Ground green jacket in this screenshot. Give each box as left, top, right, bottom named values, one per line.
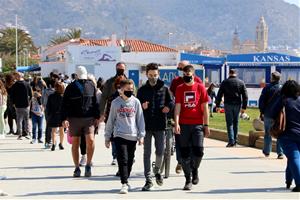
left=99, top=76, right=118, bottom=116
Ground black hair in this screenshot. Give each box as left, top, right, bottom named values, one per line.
left=71, top=73, right=77, bottom=80
left=116, top=61, right=126, bottom=67
left=207, top=83, right=216, bottom=94
left=229, top=69, right=237, bottom=74
left=183, top=65, right=194, bottom=72
left=281, top=80, right=300, bottom=99
left=146, top=63, right=159, bottom=73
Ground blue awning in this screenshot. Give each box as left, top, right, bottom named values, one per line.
left=180, top=53, right=225, bottom=65
left=16, top=65, right=41, bottom=72
left=227, top=52, right=300, bottom=63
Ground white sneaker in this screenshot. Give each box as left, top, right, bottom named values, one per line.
left=111, top=159, right=117, bottom=166
left=0, top=190, right=8, bottom=196
left=119, top=184, right=128, bottom=194
left=79, top=155, right=87, bottom=166
left=30, top=139, right=37, bottom=144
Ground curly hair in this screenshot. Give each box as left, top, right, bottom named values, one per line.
left=0, top=80, right=7, bottom=96
left=281, top=80, right=300, bottom=99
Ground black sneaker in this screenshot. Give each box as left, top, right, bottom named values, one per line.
left=155, top=173, right=163, bottom=186
left=292, top=186, right=300, bottom=192
left=51, top=144, right=56, bottom=151
left=142, top=181, right=153, bottom=191
left=85, top=165, right=92, bottom=177
left=286, top=182, right=292, bottom=189
left=38, top=139, right=43, bottom=144
left=192, top=170, right=199, bottom=185
left=183, top=181, right=192, bottom=190
left=17, top=135, right=22, bottom=140
left=59, top=143, right=64, bottom=150
left=115, top=171, right=120, bottom=177
left=73, top=167, right=81, bottom=177
left=277, top=154, right=284, bottom=159
left=226, top=143, right=235, bottom=147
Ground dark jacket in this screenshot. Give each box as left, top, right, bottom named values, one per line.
left=215, top=76, right=248, bottom=109
left=137, top=79, right=173, bottom=131
left=61, top=79, right=100, bottom=120
left=104, top=91, right=120, bottom=123
left=46, top=92, right=63, bottom=127
left=10, top=80, right=32, bottom=108
left=99, top=74, right=127, bottom=115
left=279, top=97, right=300, bottom=142
left=258, top=81, right=281, bottom=119
left=207, top=90, right=216, bottom=105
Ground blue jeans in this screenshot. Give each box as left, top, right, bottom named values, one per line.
left=224, top=104, right=240, bottom=144
left=32, top=114, right=43, bottom=140
left=263, top=117, right=283, bottom=155
left=280, top=138, right=300, bottom=186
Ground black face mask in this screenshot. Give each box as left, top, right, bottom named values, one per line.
left=183, top=75, right=193, bottom=83
left=124, top=91, right=133, bottom=98
left=116, top=69, right=125, bottom=76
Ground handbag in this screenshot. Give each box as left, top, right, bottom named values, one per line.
left=66, top=129, right=72, bottom=144
left=270, top=107, right=286, bottom=139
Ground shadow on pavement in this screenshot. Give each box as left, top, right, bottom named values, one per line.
left=203, top=156, right=262, bottom=160
left=231, top=170, right=284, bottom=174
left=192, top=187, right=288, bottom=194
left=0, top=164, right=110, bottom=170
left=17, top=187, right=182, bottom=197
left=0, top=149, right=46, bottom=153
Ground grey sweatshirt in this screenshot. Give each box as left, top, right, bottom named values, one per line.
left=104, top=96, right=145, bottom=141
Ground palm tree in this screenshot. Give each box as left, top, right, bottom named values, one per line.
left=49, top=35, right=68, bottom=45
left=66, top=28, right=81, bottom=39
left=49, top=28, right=82, bottom=45
left=0, top=28, right=36, bottom=56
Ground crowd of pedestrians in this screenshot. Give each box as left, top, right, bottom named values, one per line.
left=0, top=61, right=299, bottom=194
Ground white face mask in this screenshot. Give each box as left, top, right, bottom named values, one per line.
left=178, top=70, right=183, bottom=77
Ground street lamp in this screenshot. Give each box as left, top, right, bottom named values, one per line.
left=15, top=15, right=18, bottom=68
left=168, top=32, right=173, bottom=48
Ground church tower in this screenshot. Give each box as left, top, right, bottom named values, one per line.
left=232, top=26, right=240, bottom=54
left=255, top=16, right=268, bottom=52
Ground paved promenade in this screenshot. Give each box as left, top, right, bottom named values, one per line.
left=0, top=124, right=299, bottom=199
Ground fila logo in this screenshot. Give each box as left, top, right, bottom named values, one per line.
left=184, top=91, right=196, bottom=103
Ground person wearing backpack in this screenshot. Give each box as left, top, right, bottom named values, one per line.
left=259, top=71, right=284, bottom=159
left=61, top=66, right=100, bottom=178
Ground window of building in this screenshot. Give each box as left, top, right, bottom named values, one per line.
left=235, top=68, right=265, bottom=85
left=205, top=68, right=220, bottom=84
left=280, top=68, right=300, bottom=83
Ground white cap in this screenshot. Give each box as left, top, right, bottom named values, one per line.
left=76, top=66, right=87, bottom=79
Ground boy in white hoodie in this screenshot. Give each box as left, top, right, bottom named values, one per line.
left=105, top=79, right=145, bottom=194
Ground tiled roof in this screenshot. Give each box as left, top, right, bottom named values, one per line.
left=79, top=38, right=178, bottom=52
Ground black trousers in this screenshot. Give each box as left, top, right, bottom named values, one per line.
left=114, top=137, right=137, bottom=184
left=177, top=124, right=204, bottom=181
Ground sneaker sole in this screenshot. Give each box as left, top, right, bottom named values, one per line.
left=85, top=173, right=91, bottom=177
left=156, top=180, right=163, bottom=186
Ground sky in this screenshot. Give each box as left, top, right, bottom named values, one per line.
left=284, top=0, right=300, bottom=7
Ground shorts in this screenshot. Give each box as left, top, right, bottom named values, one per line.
left=68, top=117, right=95, bottom=137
